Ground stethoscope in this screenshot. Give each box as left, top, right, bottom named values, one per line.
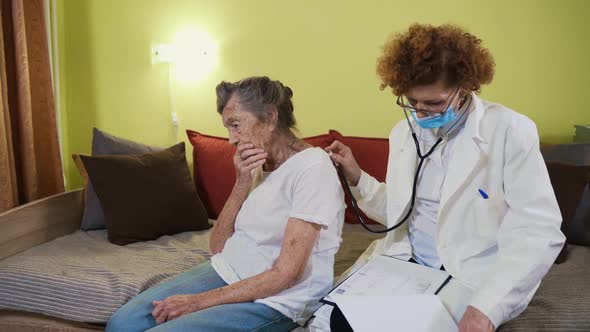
left=334, top=93, right=472, bottom=234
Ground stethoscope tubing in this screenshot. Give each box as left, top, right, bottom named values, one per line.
left=336, top=94, right=473, bottom=233
left=335, top=133, right=443, bottom=234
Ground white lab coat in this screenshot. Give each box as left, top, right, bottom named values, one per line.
left=347, top=94, right=565, bottom=329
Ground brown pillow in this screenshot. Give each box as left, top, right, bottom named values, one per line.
left=545, top=161, right=590, bottom=263
left=80, top=142, right=209, bottom=245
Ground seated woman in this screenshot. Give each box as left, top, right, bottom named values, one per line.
left=106, top=76, right=345, bottom=332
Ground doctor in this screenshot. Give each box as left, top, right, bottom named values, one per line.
left=325, top=23, right=564, bottom=331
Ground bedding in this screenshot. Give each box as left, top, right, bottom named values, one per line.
left=2, top=224, right=588, bottom=331
left=0, top=229, right=211, bottom=323
left=498, top=244, right=590, bottom=331
left=0, top=223, right=381, bottom=328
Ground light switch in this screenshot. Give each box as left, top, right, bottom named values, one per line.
left=151, top=44, right=175, bottom=64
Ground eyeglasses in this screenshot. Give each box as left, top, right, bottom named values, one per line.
left=396, top=88, right=461, bottom=116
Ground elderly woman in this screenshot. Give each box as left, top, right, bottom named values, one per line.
left=106, top=76, right=345, bottom=331
left=321, top=23, right=565, bottom=332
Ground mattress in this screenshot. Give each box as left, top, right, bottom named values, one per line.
left=2, top=224, right=587, bottom=331
left=0, top=229, right=212, bottom=323
left=0, top=223, right=383, bottom=331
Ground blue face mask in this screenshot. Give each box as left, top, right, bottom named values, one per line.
left=410, top=107, right=457, bottom=129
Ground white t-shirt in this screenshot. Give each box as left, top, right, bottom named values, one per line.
left=211, top=147, right=345, bottom=325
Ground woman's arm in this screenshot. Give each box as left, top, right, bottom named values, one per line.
left=154, top=218, right=321, bottom=323
left=202, top=218, right=320, bottom=306
left=209, top=142, right=267, bottom=254
left=208, top=185, right=249, bottom=254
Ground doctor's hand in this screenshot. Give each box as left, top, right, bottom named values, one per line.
left=325, top=140, right=362, bottom=186
left=459, top=306, right=495, bottom=332
left=233, top=142, right=267, bottom=189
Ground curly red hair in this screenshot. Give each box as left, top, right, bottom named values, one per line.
left=377, top=23, right=495, bottom=95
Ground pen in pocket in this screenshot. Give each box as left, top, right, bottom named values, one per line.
left=478, top=189, right=489, bottom=199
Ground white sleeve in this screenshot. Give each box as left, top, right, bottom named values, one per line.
left=347, top=121, right=404, bottom=226
left=289, top=161, right=345, bottom=228
left=350, top=170, right=388, bottom=225
left=469, top=117, right=565, bottom=328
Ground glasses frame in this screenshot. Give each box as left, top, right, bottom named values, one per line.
left=396, top=87, right=462, bottom=117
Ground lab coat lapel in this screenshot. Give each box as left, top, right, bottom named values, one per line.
left=394, top=124, right=419, bottom=216
left=439, top=95, right=488, bottom=218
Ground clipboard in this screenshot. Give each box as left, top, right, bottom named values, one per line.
left=321, top=255, right=452, bottom=307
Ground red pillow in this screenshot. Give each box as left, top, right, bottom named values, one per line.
left=329, top=130, right=389, bottom=224
left=186, top=130, right=336, bottom=219
left=302, top=133, right=335, bottom=150
left=186, top=131, right=236, bottom=219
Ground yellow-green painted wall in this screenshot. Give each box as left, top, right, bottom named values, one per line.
left=55, top=0, right=590, bottom=189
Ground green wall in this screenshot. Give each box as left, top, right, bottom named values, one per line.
left=55, top=0, right=590, bottom=189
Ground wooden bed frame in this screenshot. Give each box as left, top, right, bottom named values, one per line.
left=0, top=189, right=103, bottom=331
left=0, top=190, right=84, bottom=260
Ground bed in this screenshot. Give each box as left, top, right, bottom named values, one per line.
left=0, top=189, right=383, bottom=331
left=1, top=190, right=589, bottom=331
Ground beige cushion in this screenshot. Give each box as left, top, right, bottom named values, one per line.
left=0, top=310, right=103, bottom=332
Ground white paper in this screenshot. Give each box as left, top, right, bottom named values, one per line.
left=324, top=255, right=450, bottom=304
left=335, top=295, right=458, bottom=332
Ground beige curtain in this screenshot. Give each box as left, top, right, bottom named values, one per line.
left=0, top=0, right=64, bottom=213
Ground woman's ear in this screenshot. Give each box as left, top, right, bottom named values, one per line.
left=266, top=105, right=279, bottom=132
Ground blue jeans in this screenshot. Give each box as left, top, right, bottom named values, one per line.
left=106, top=261, right=298, bottom=332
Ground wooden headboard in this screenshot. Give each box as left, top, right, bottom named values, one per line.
left=0, top=190, right=84, bottom=260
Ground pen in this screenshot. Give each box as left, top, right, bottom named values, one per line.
left=478, top=189, right=489, bottom=199
left=435, top=275, right=452, bottom=295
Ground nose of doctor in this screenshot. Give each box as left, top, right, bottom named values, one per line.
left=415, top=111, right=429, bottom=118
left=414, top=109, right=441, bottom=118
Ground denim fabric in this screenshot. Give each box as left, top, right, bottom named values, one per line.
left=106, top=261, right=298, bottom=332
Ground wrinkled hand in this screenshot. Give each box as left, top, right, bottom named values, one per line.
left=459, top=306, right=495, bottom=332
left=152, top=295, right=201, bottom=324
left=234, top=142, right=267, bottom=188
left=325, top=140, right=361, bottom=186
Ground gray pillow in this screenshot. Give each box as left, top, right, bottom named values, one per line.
left=80, top=128, right=162, bottom=230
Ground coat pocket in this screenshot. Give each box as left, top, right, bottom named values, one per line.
left=469, top=190, right=505, bottom=239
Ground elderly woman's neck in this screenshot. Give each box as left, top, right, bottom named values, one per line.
left=265, top=130, right=298, bottom=169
